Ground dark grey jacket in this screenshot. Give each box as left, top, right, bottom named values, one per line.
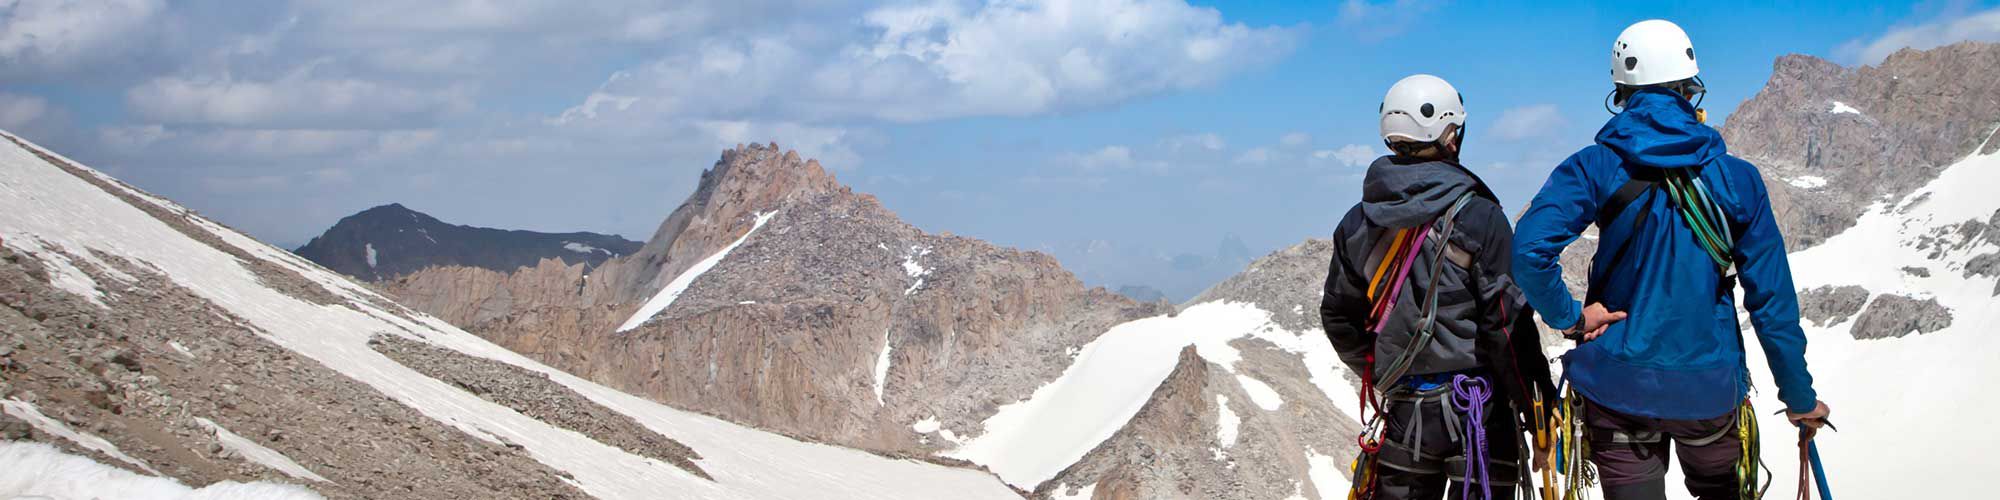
left=1320, top=156, right=1550, bottom=403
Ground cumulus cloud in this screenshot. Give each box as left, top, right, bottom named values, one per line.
left=1161, top=132, right=1226, bottom=153
left=1336, top=0, right=1442, bottom=41
left=562, top=0, right=1302, bottom=124
left=1234, top=147, right=1272, bottom=165
left=0, top=0, right=165, bottom=76
left=0, top=93, right=49, bottom=130
left=1315, top=144, right=1379, bottom=168
left=126, top=69, right=474, bottom=129
left=1279, top=132, right=1312, bottom=147
left=1489, top=104, right=1567, bottom=142
left=1840, top=7, right=2000, bottom=64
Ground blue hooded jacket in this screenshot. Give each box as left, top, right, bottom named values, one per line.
left=1512, top=88, right=1817, bottom=419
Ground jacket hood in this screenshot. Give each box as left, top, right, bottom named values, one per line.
left=1595, top=87, right=1727, bottom=169
left=1361, top=156, right=1492, bottom=228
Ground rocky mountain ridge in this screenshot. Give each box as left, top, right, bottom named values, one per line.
left=293, top=203, right=639, bottom=282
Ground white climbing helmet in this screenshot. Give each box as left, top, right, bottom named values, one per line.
left=1379, top=74, right=1465, bottom=144
left=1612, top=19, right=1699, bottom=86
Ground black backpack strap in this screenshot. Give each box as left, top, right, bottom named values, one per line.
left=1597, top=167, right=1662, bottom=229
left=1377, top=192, right=1478, bottom=389
left=1585, top=168, right=1664, bottom=305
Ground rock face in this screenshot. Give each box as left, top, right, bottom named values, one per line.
left=1039, top=343, right=1360, bottom=500
left=1721, top=42, right=2000, bottom=248
left=1850, top=294, right=1954, bottom=339
left=294, top=203, right=639, bottom=282
left=1798, top=285, right=1870, bottom=327
left=387, top=143, right=1162, bottom=462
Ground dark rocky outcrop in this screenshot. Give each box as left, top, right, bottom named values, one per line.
left=294, top=203, right=639, bottom=282
left=1851, top=294, right=1953, bottom=339
left=1798, top=285, right=1870, bottom=327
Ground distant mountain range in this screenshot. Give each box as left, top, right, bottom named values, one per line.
left=292, top=203, right=640, bottom=281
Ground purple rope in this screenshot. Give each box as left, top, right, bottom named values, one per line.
left=1452, top=374, right=1493, bottom=500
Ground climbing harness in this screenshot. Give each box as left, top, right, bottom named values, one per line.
left=1348, top=192, right=1477, bottom=500
left=1452, top=375, right=1494, bottom=500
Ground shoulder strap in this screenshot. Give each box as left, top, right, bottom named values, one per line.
left=1597, top=167, right=1662, bottom=230
left=1376, top=192, right=1478, bottom=389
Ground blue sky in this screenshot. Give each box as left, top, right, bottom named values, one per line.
left=4, top=0, right=1998, bottom=299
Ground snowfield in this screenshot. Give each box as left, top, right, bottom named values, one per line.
left=944, top=301, right=1356, bottom=489
left=617, top=211, right=776, bottom=332
left=1727, top=149, right=2000, bottom=499
left=0, top=131, right=1016, bottom=499
left=0, top=441, right=323, bottom=500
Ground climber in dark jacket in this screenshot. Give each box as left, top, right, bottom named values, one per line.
left=1511, top=20, right=1830, bottom=500
left=1321, top=74, right=1555, bottom=500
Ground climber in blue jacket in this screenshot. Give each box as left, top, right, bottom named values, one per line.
left=1511, top=20, right=1830, bottom=500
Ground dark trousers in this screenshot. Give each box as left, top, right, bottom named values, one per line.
left=1582, top=398, right=1742, bottom=500
left=1374, top=387, right=1521, bottom=500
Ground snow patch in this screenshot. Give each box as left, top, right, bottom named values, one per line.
left=1304, top=447, right=1351, bottom=499
left=1235, top=374, right=1285, bottom=411
left=1787, top=175, right=1829, bottom=190
left=1829, top=100, right=1862, bottom=115
left=945, top=302, right=1339, bottom=488
left=363, top=243, right=377, bottom=268
left=0, top=235, right=106, bottom=307
left=0, top=441, right=323, bottom=500
left=902, top=245, right=932, bottom=296
left=617, top=211, right=776, bottom=332
left=563, top=242, right=611, bottom=255
left=2, top=399, right=157, bottom=475
left=1050, top=482, right=1097, bottom=500
left=168, top=340, right=194, bottom=358
left=911, top=417, right=966, bottom=446
left=1214, top=395, right=1240, bottom=448
left=196, top=418, right=329, bottom=482
left=873, top=327, right=894, bottom=405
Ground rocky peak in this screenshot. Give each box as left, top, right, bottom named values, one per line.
left=1721, top=41, right=2000, bottom=247
left=604, top=142, right=845, bottom=304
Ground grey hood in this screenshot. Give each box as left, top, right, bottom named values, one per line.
left=1360, top=156, right=1487, bottom=228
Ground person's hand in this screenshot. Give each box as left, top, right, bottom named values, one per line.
left=1572, top=303, right=1629, bottom=341
left=1786, top=400, right=1832, bottom=430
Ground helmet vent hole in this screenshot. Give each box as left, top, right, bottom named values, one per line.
left=1624, top=57, right=1638, bottom=71
left=1686, top=48, right=1695, bottom=60
left=1420, top=103, right=1435, bottom=118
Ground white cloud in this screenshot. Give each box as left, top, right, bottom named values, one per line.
left=1064, top=145, right=1137, bottom=170
left=1337, top=0, right=1441, bottom=41
left=0, top=0, right=165, bottom=75
left=1279, top=131, right=1312, bottom=147
left=1490, top=104, right=1567, bottom=142
left=0, top=93, right=49, bottom=130
left=1162, top=132, right=1226, bottom=153
left=1315, top=144, right=1379, bottom=168
left=561, top=0, right=1302, bottom=124
left=126, top=68, right=475, bottom=129
left=1234, top=147, right=1271, bottom=165
left=1840, top=7, right=2000, bottom=64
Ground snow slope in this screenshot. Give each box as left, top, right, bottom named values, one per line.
left=1725, top=149, right=2000, bottom=499
left=617, top=211, right=776, bottom=332
left=945, top=301, right=1355, bottom=489
left=0, top=441, right=323, bottom=500
left=0, top=131, right=1015, bottom=500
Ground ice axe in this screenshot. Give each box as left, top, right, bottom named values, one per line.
left=1793, top=418, right=1834, bottom=500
